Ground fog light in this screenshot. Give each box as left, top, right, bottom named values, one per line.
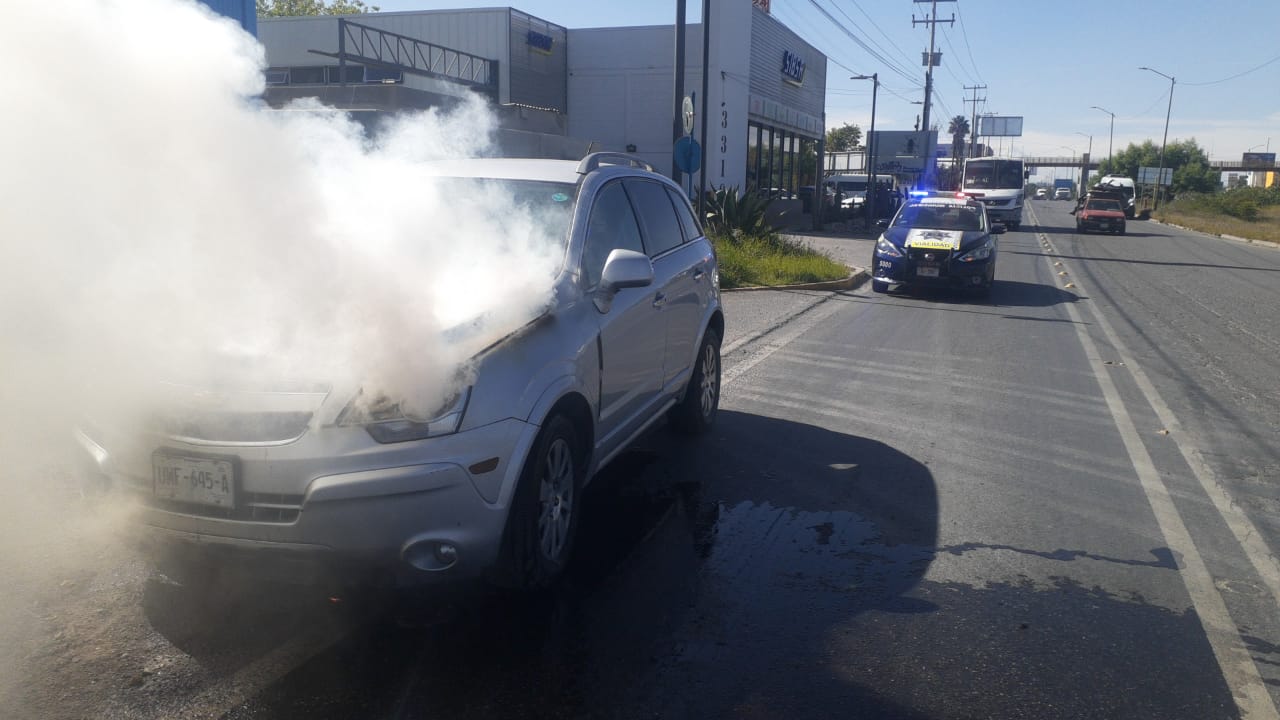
left=402, top=540, right=460, bottom=571
left=435, top=543, right=458, bottom=565
left=971, top=276, right=983, bottom=285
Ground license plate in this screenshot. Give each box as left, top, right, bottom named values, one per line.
left=153, top=454, right=235, bottom=508
left=916, top=264, right=940, bottom=278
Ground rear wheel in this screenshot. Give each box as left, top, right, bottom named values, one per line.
left=670, top=329, right=721, bottom=435
left=497, top=414, right=583, bottom=591
left=1118, top=223, right=1126, bottom=235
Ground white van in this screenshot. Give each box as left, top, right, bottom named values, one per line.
left=1096, top=175, right=1136, bottom=218
left=824, top=174, right=870, bottom=211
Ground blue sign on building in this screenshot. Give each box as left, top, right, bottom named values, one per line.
left=197, top=0, right=257, bottom=36
left=781, top=50, right=805, bottom=85
left=527, top=30, right=555, bottom=54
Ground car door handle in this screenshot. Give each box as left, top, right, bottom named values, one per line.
left=692, top=268, right=706, bottom=281
left=652, top=293, right=667, bottom=308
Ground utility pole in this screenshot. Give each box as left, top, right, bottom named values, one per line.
left=963, top=84, right=986, bottom=159
left=913, top=0, right=954, bottom=187
left=672, top=0, right=687, bottom=185
left=913, top=0, right=955, bottom=135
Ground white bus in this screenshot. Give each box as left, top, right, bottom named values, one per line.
left=961, top=158, right=1027, bottom=230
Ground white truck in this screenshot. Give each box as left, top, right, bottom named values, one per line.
left=961, top=158, right=1028, bottom=230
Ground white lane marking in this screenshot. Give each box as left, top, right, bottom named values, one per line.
left=721, top=296, right=847, bottom=388
left=1031, top=205, right=1279, bottom=719
left=723, top=291, right=831, bottom=357
left=1043, top=207, right=1280, bottom=653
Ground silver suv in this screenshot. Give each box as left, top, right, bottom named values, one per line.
left=76, top=153, right=723, bottom=591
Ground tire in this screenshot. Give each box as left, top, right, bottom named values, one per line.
left=497, top=414, right=584, bottom=591
left=671, top=329, right=721, bottom=435
left=1009, top=221, right=1020, bottom=231
left=872, top=279, right=889, bottom=294
left=1118, top=224, right=1126, bottom=235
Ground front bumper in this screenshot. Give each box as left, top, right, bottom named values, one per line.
left=1080, top=216, right=1125, bottom=231
left=78, top=416, right=538, bottom=587
left=873, top=248, right=994, bottom=289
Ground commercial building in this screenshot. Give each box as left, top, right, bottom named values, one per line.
left=254, top=0, right=829, bottom=198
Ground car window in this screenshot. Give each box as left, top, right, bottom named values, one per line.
left=582, top=181, right=645, bottom=288
left=893, top=203, right=984, bottom=231
left=1087, top=200, right=1122, bottom=211
left=666, top=187, right=704, bottom=242
left=625, top=180, right=683, bottom=257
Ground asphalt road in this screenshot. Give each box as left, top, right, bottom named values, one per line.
left=217, top=204, right=1280, bottom=719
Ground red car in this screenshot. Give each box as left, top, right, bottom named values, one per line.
left=1076, top=197, right=1127, bottom=235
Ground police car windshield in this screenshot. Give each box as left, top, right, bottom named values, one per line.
left=893, top=202, right=985, bottom=231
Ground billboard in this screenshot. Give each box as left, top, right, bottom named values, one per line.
left=1138, top=166, right=1172, bottom=186
left=1242, top=152, right=1276, bottom=169
left=869, top=131, right=937, bottom=174
left=977, top=116, right=1023, bottom=137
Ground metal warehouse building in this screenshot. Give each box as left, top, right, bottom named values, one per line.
left=255, top=0, right=828, bottom=197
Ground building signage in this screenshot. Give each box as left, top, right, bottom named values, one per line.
left=1242, top=152, right=1276, bottom=168
left=526, top=30, right=554, bottom=54
left=977, top=115, right=1023, bottom=137
left=752, top=0, right=771, bottom=12
left=781, top=50, right=805, bottom=86
left=1138, top=166, right=1172, bottom=186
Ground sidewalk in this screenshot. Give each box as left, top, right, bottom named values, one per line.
left=719, top=228, right=874, bottom=355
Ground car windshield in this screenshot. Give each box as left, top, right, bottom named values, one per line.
left=428, top=177, right=577, bottom=249
left=893, top=202, right=985, bottom=231
left=1087, top=199, right=1122, bottom=211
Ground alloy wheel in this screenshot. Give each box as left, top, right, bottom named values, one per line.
left=537, top=437, right=575, bottom=562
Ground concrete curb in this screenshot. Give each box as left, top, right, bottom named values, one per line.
left=1149, top=218, right=1280, bottom=250
left=723, top=267, right=870, bottom=293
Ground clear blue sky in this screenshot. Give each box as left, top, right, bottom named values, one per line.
left=370, top=0, right=1280, bottom=173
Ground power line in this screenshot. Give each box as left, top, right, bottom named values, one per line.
left=804, top=0, right=922, bottom=85
left=1183, top=53, right=1280, bottom=86
left=940, top=26, right=977, bottom=85
left=843, top=0, right=918, bottom=71
left=954, top=1, right=984, bottom=84
left=827, top=0, right=918, bottom=82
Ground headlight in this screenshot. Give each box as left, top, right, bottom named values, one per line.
left=957, top=239, right=993, bottom=263
left=338, top=387, right=471, bottom=443
left=875, top=235, right=903, bottom=258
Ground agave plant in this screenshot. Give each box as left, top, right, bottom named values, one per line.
left=703, top=186, right=776, bottom=239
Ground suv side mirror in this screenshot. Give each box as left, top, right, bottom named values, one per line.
left=594, top=249, right=654, bottom=313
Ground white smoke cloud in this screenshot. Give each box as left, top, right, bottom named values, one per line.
left=0, top=0, right=566, bottom=435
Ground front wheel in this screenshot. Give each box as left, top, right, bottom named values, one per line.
left=497, top=414, right=584, bottom=591
left=670, top=329, right=721, bottom=435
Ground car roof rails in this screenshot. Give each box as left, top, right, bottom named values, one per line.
left=577, top=152, right=655, bottom=175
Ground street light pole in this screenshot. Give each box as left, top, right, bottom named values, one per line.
left=1075, top=131, right=1092, bottom=190
left=1091, top=105, right=1115, bottom=166
left=852, top=73, right=879, bottom=232
left=1139, top=66, right=1175, bottom=210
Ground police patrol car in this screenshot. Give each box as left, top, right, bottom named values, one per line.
left=871, top=191, right=1005, bottom=297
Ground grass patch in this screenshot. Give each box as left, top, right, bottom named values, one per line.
left=711, top=232, right=849, bottom=289
left=1155, top=204, right=1280, bottom=245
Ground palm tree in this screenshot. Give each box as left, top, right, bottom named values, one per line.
left=948, top=115, right=970, bottom=161
left=946, top=115, right=970, bottom=190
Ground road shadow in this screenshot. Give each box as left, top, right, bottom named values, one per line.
left=1033, top=222, right=1163, bottom=238
left=1008, top=249, right=1280, bottom=273
left=872, top=278, right=1081, bottom=308
left=223, top=411, right=1239, bottom=720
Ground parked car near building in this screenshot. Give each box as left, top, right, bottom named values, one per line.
left=75, top=153, right=725, bottom=593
